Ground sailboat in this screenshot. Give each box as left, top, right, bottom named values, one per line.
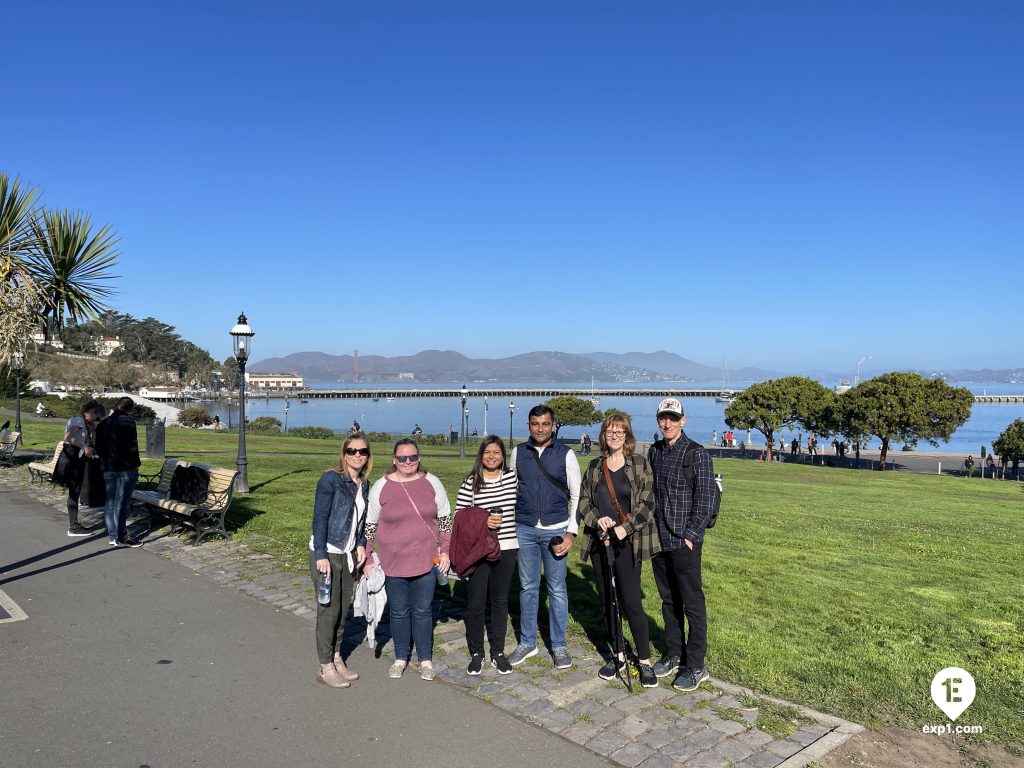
left=716, top=358, right=736, bottom=403
left=589, top=377, right=600, bottom=407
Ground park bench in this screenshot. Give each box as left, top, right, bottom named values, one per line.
left=132, top=459, right=238, bottom=545
left=27, top=442, right=64, bottom=482
left=0, top=432, right=22, bottom=467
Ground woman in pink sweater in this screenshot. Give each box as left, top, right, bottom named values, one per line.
left=365, top=438, right=452, bottom=680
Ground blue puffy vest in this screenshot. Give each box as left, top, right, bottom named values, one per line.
left=515, top=441, right=571, bottom=527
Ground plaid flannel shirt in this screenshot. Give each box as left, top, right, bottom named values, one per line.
left=577, top=453, right=661, bottom=564
left=647, top=431, right=716, bottom=549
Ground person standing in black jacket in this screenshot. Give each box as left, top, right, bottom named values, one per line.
left=96, top=397, right=143, bottom=547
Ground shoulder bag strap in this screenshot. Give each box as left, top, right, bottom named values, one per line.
left=526, top=445, right=570, bottom=496
left=601, top=459, right=629, bottom=524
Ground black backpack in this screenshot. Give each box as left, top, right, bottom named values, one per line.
left=681, top=441, right=723, bottom=529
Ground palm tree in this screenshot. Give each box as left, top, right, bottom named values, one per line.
left=0, top=173, right=43, bottom=367
left=29, top=208, right=120, bottom=340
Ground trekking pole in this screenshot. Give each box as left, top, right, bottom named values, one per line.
left=601, top=530, right=632, bottom=693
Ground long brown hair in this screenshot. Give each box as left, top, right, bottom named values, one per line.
left=467, top=435, right=507, bottom=495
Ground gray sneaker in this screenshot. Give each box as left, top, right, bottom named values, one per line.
left=672, top=666, right=710, bottom=692
left=652, top=655, right=682, bottom=678
left=552, top=647, right=572, bottom=669
left=508, top=644, right=538, bottom=666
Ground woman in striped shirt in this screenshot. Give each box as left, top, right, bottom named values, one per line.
left=455, top=436, right=519, bottom=675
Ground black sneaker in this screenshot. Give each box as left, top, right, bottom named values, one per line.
left=116, top=535, right=144, bottom=548
left=598, top=658, right=625, bottom=680
left=467, top=653, right=483, bottom=675
left=672, top=666, right=710, bottom=692
left=491, top=653, right=513, bottom=675
left=67, top=526, right=91, bottom=537
left=652, top=655, right=681, bottom=678
left=639, top=662, right=658, bottom=688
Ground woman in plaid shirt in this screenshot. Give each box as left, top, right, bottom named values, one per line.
left=578, top=414, right=661, bottom=688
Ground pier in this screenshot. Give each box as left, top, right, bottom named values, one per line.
left=256, top=387, right=731, bottom=400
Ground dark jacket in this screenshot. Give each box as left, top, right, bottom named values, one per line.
left=577, top=454, right=661, bottom=564
left=95, top=411, right=141, bottom=473
left=449, top=505, right=500, bottom=578
left=312, top=470, right=369, bottom=560
left=514, top=440, right=571, bottom=527
left=648, top=432, right=716, bottom=548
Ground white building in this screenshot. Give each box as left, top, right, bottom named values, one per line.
left=97, top=336, right=122, bottom=356
left=246, top=373, right=304, bottom=390
left=30, top=331, right=63, bottom=349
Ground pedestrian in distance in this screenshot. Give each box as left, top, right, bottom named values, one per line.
left=964, top=455, right=975, bottom=478
left=61, top=399, right=107, bottom=536
left=95, top=397, right=143, bottom=547
left=507, top=405, right=581, bottom=671
left=578, top=414, right=661, bottom=689
left=648, top=398, right=716, bottom=693
left=455, top=436, right=519, bottom=675
left=985, top=454, right=996, bottom=479
left=365, top=439, right=451, bottom=680
left=310, top=435, right=371, bottom=688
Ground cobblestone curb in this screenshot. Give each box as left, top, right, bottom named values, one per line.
left=2, top=467, right=863, bottom=768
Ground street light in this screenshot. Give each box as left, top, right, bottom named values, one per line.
left=508, top=400, right=515, bottom=450
left=230, top=312, right=255, bottom=493
left=459, top=384, right=468, bottom=459
left=284, top=398, right=290, bottom=434
left=12, top=350, right=24, bottom=444
left=855, top=355, right=871, bottom=387
left=483, top=395, right=488, bottom=436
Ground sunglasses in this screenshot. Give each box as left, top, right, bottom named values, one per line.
left=345, top=447, right=370, bottom=456
left=394, top=454, right=420, bottom=463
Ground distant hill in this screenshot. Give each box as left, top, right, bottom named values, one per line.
left=250, top=349, right=780, bottom=383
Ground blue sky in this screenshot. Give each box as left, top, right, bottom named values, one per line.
left=5, top=1, right=1021, bottom=374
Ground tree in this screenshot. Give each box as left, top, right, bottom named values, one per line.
left=541, top=395, right=602, bottom=438
left=992, top=418, right=1024, bottom=480
left=0, top=173, right=42, bottom=368
left=178, top=406, right=213, bottom=429
left=220, top=357, right=240, bottom=391
left=29, top=208, right=120, bottom=339
left=842, top=372, right=973, bottom=470
left=724, top=376, right=835, bottom=461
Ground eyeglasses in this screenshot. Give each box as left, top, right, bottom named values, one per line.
left=606, top=430, right=626, bottom=438
left=394, top=454, right=419, bottom=463
left=345, top=447, right=370, bottom=456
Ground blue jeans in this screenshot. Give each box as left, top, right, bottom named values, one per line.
left=103, top=470, right=138, bottom=543
left=385, top=572, right=436, bottom=662
left=515, top=523, right=569, bottom=650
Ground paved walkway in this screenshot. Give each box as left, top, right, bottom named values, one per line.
left=1, top=468, right=863, bottom=768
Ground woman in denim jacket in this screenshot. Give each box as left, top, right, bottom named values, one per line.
left=310, top=434, right=372, bottom=688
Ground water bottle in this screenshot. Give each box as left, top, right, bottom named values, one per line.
left=317, top=571, right=332, bottom=605
left=432, top=556, right=448, bottom=586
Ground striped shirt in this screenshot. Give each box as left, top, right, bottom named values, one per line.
left=456, top=470, right=519, bottom=550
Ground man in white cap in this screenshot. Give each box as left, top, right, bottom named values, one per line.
left=647, top=397, right=716, bottom=692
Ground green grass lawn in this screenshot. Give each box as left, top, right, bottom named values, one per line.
left=13, top=422, right=1024, bottom=752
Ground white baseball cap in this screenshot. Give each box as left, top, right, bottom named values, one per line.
left=656, top=398, right=684, bottom=418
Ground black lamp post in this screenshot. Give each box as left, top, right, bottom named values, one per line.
left=508, top=400, right=515, bottom=450
left=459, top=384, right=468, bottom=459
left=230, top=313, right=254, bottom=493
left=12, top=350, right=24, bottom=444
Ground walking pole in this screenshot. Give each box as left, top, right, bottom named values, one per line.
left=601, top=531, right=633, bottom=692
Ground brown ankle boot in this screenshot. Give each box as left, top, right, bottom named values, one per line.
left=334, top=652, right=359, bottom=681
left=315, top=662, right=350, bottom=688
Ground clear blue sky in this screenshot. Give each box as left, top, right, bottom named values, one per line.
left=5, top=1, right=1021, bottom=375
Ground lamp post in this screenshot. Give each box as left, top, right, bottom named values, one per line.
left=283, top=398, right=290, bottom=434
left=12, top=350, right=24, bottom=444
left=230, top=313, right=255, bottom=493
left=855, top=355, right=871, bottom=387
left=459, top=384, right=468, bottom=458
left=483, top=395, right=488, bottom=436
left=508, top=400, right=515, bottom=450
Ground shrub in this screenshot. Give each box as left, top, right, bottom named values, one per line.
left=249, top=415, right=282, bottom=433
left=178, top=406, right=213, bottom=428
left=33, top=393, right=156, bottom=421
left=291, top=426, right=335, bottom=440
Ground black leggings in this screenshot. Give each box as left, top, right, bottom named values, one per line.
left=464, top=548, right=518, bottom=657
left=590, top=538, right=651, bottom=660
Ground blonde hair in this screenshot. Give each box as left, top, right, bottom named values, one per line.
left=332, top=433, right=373, bottom=478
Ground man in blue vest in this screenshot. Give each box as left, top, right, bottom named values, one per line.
left=507, top=405, right=581, bottom=669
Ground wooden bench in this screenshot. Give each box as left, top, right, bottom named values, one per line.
left=0, top=432, right=22, bottom=467
left=132, top=459, right=239, bottom=546
left=27, top=442, right=64, bottom=482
